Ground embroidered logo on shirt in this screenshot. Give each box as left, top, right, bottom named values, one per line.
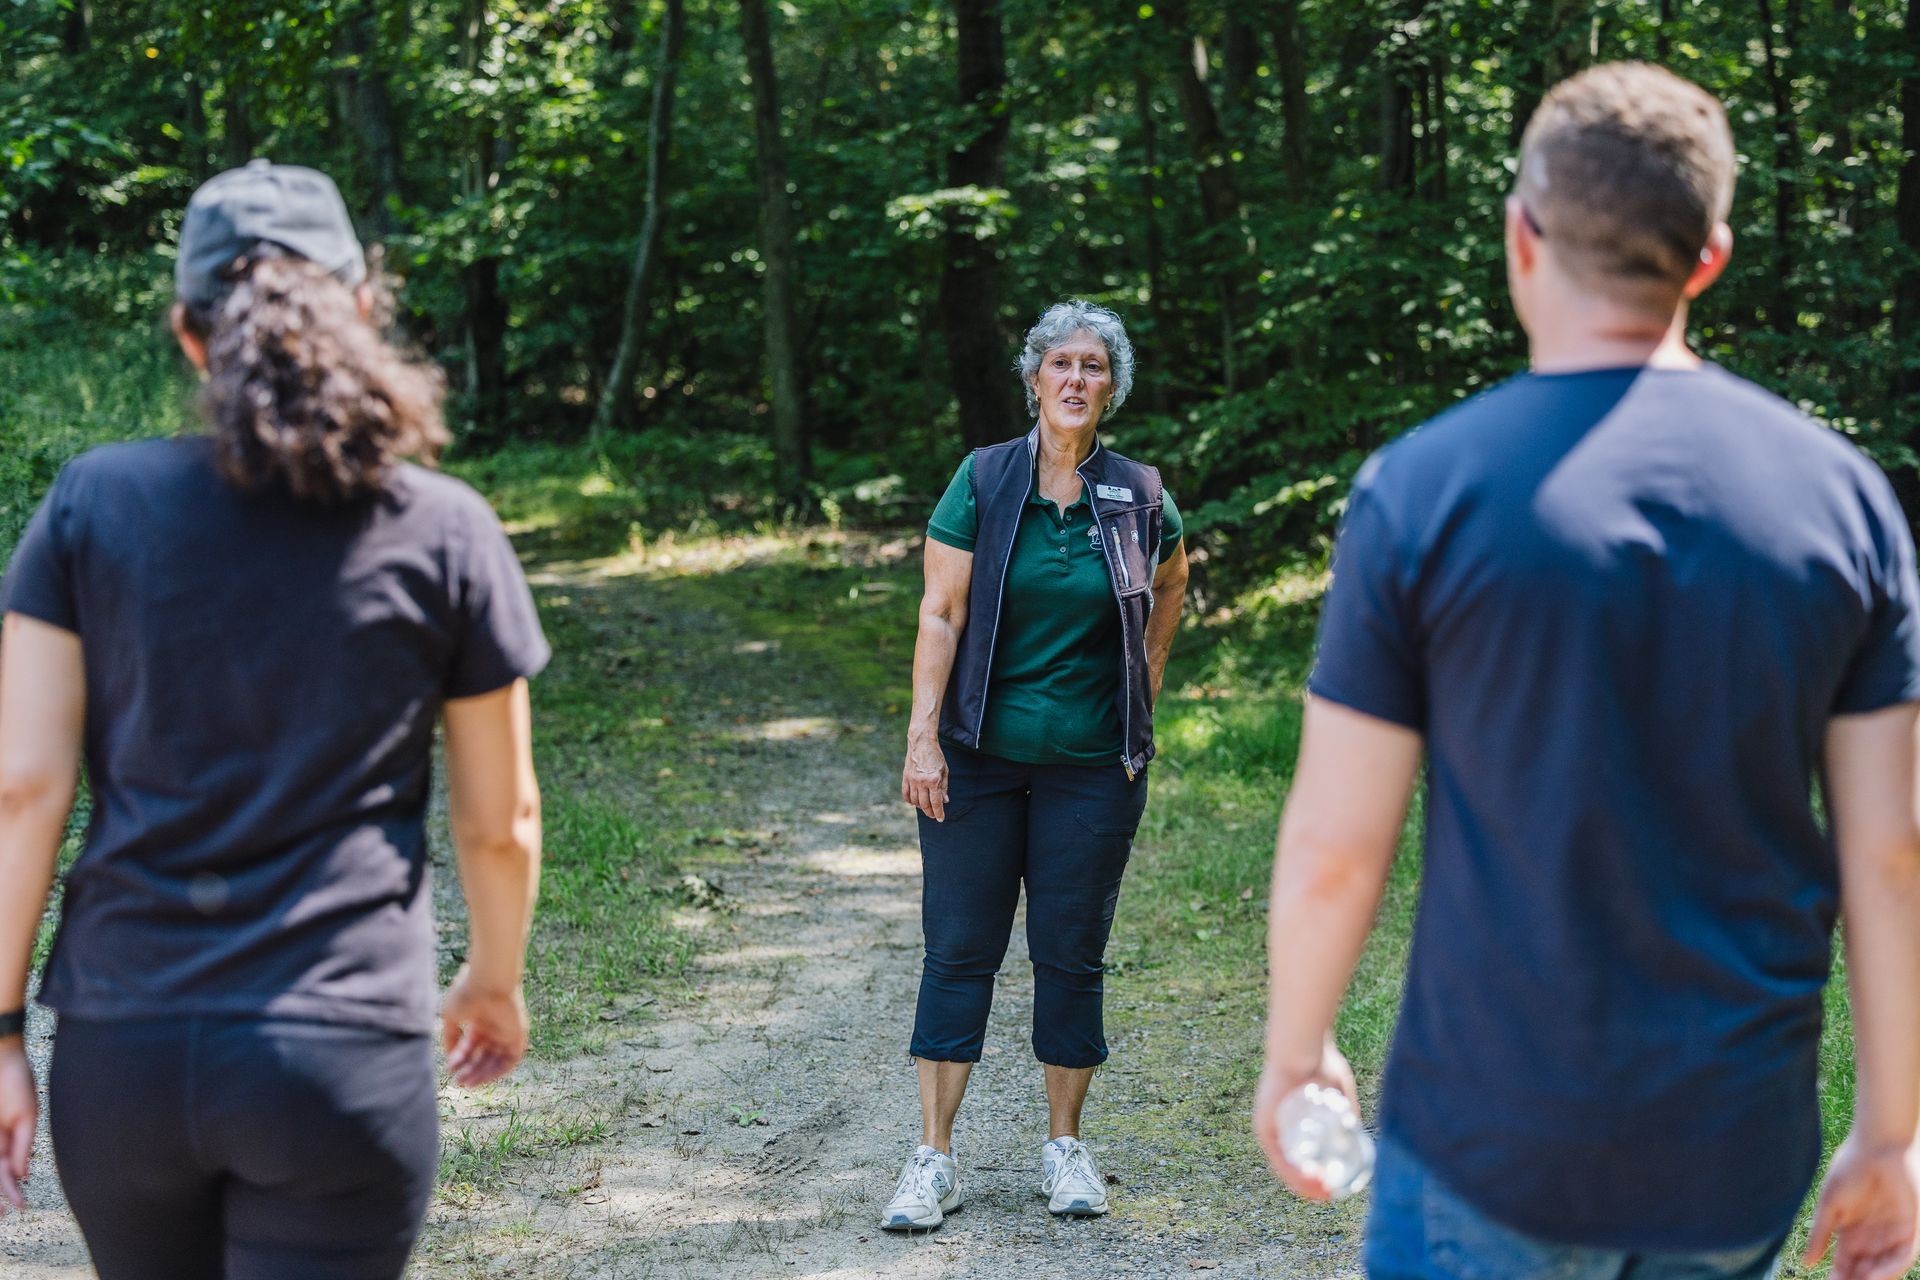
left=1095, top=484, right=1134, bottom=502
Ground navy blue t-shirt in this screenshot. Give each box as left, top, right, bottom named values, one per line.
left=1311, top=365, right=1920, bottom=1249
left=2, top=438, right=550, bottom=1035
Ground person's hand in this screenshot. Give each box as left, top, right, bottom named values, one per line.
left=1253, top=1034, right=1359, bottom=1202
left=0, top=1040, right=36, bottom=1213
left=901, top=734, right=949, bottom=822
left=441, top=965, right=529, bottom=1088
left=1804, top=1131, right=1920, bottom=1280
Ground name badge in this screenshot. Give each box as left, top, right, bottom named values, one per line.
left=1095, top=484, right=1134, bottom=502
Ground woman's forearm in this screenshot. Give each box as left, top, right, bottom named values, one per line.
left=0, top=787, right=69, bottom=1020
left=908, top=613, right=962, bottom=742
left=456, top=819, right=541, bottom=991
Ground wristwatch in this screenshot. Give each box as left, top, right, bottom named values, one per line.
left=0, top=1009, right=24, bottom=1038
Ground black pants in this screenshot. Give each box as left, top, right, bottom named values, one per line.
left=911, top=743, right=1148, bottom=1068
left=50, top=1014, right=438, bottom=1280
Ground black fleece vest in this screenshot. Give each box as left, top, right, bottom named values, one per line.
left=939, top=427, right=1164, bottom=777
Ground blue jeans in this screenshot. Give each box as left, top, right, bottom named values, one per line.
left=1364, top=1133, right=1786, bottom=1280
left=911, top=743, right=1147, bottom=1068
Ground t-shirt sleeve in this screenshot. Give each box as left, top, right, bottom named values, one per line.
left=1159, top=489, right=1185, bottom=564
left=1, top=465, right=80, bottom=634
left=1305, top=479, right=1426, bottom=731
left=1833, top=476, right=1920, bottom=715
left=445, top=492, right=552, bottom=700
left=926, top=456, right=978, bottom=552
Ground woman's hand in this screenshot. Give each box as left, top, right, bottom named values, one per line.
left=0, top=1041, right=35, bottom=1212
left=902, top=733, right=950, bottom=822
left=1252, top=1035, right=1359, bottom=1202
left=441, top=965, right=530, bottom=1088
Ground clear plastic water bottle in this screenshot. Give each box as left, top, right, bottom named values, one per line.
left=1277, top=1082, right=1375, bottom=1199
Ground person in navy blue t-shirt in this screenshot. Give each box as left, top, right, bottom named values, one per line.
left=1254, top=63, right=1920, bottom=1280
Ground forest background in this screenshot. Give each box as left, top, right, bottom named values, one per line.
left=8, top=0, right=1918, bottom=586
left=0, top=3, right=1914, bottom=1270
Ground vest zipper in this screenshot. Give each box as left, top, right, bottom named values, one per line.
left=1081, top=458, right=1137, bottom=780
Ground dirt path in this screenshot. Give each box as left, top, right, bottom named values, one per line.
left=0, top=536, right=1353, bottom=1280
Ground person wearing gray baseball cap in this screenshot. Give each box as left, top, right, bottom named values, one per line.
left=0, top=161, right=550, bottom=1278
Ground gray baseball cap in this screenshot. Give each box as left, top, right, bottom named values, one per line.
left=175, top=159, right=366, bottom=307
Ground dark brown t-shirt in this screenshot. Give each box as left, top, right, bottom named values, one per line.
left=2, top=437, right=549, bottom=1034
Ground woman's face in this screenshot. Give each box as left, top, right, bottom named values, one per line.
left=1031, top=332, right=1112, bottom=433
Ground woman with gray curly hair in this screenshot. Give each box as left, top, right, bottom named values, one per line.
left=881, top=300, right=1189, bottom=1230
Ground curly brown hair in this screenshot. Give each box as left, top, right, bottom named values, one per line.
left=179, top=244, right=448, bottom=504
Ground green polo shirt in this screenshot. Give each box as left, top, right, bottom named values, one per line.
left=926, top=454, right=1185, bottom=766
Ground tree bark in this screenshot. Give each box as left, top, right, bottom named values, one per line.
left=334, top=2, right=406, bottom=235
left=1656, top=0, right=1673, bottom=61
left=223, top=72, right=254, bottom=169
left=607, top=0, right=640, bottom=57
left=1274, top=0, right=1310, bottom=186
left=738, top=0, right=811, bottom=506
left=1160, top=0, right=1247, bottom=390
left=1378, top=68, right=1415, bottom=193
left=462, top=0, right=509, bottom=438
left=1894, top=0, right=1920, bottom=407
left=62, top=1, right=89, bottom=55
left=938, top=0, right=1018, bottom=448
left=1221, top=20, right=1259, bottom=142
left=1134, top=70, right=1169, bottom=411
left=593, top=0, right=687, bottom=438
left=1757, top=0, right=1799, bottom=332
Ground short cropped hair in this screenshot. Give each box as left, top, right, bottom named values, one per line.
left=1516, top=62, right=1735, bottom=313
left=1016, top=300, right=1136, bottom=418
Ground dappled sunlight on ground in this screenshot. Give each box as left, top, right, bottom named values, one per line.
left=730, top=716, right=840, bottom=742
left=804, top=846, right=921, bottom=879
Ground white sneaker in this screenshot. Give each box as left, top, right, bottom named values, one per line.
left=1040, top=1136, right=1109, bottom=1216
left=879, top=1144, right=961, bottom=1230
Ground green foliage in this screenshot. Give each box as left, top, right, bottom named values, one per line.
left=10, top=0, right=1920, bottom=586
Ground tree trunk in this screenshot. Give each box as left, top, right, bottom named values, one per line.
left=223, top=72, right=254, bottom=169
left=462, top=0, right=508, bottom=438
left=63, top=1, right=89, bottom=55
left=1274, top=0, right=1310, bottom=186
left=184, top=72, right=211, bottom=180
left=1160, top=0, right=1247, bottom=391
left=334, top=2, right=406, bottom=235
left=1221, top=20, right=1259, bottom=141
left=607, top=0, right=640, bottom=57
left=1378, top=67, right=1415, bottom=193
left=593, top=0, right=687, bottom=438
left=1134, top=70, right=1169, bottom=412
left=738, top=0, right=811, bottom=507
left=1656, top=0, right=1673, bottom=61
left=1511, top=0, right=1590, bottom=143
left=938, top=0, right=1018, bottom=448
left=1894, top=0, right=1920, bottom=408
left=1757, top=0, right=1799, bottom=332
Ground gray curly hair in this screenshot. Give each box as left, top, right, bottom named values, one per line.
left=1016, top=300, right=1136, bottom=419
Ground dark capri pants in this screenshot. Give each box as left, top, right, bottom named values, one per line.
left=912, top=741, right=1148, bottom=1068
left=50, top=1014, right=439, bottom=1280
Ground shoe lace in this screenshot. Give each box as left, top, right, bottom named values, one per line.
left=895, top=1151, right=942, bottom=1202
left=1054, top=1141, right=1102, bottom=1197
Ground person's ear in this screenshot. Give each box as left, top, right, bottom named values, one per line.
left=169, top=303, right=209, bottom=374
left=1682, top=222, right=1733, bottom=301
left=1505, top=196, right=1539, bottom=278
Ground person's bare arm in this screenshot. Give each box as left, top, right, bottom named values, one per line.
left=1253, top=696, right=1423, bottom=1200
left=1805, top=704, right=1920, bottom=1280
left=902, top=540, right=972, bottom=822
left=440, top=678, right=541, bottom=1089
left=1146, top=540, right=1188, bottom=704
left=0, top=614, right=84, bottom=1212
